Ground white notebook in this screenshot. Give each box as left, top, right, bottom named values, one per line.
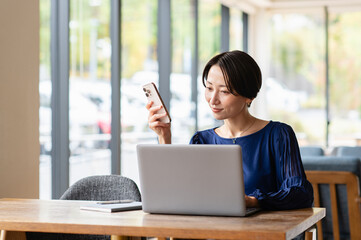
left=80, top=202, right=142, bottom=213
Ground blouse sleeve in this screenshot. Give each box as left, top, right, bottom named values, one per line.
left=250, top=124, right=314, bottom=210
left=189, top=132, right=202, bottom=144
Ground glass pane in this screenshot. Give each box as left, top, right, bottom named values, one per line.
left=197, top=0, right=221, bottom=130
left=268, top=13, right=326, bottom=146
left=229, top=8, right=243, bottom=51
left=171, top=0, right=194, bottom=143
left=329, top=11, right=361, bottom=146
left=121, top=0, right=158, bottom=185
left=39, top=0, right=52, bottom=199
left=69, top=0, right=112, bottom=185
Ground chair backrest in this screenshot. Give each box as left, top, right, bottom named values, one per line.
left=60, top=175, right=141, bottom=201
left=337, top=146, right=361, bottom=158
left=300, top=146, right=324, bottom=157
left=306, top=171, right=361, bottom=240
left=303, top=156, right=361, bottom=240
left=26, top=175, right=141, bottom=240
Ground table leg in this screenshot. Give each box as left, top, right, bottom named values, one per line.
left=0, top=231, right=26, bottom=240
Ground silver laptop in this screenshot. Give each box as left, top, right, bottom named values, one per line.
left=136, top=144, right=260, bottom=217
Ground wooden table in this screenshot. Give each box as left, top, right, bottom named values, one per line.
left=0, top=198, right=325, bottom=240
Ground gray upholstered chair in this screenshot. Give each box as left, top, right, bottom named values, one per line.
left=337, top=146, right=361, bottom=158
left=60, top=175, right=141, bottom=202
left=26, top=175, right=141, bottom=240
left=299, top=146, right=324, bottom=157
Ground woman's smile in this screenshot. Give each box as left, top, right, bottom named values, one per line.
left=211, top=107, right=223, bottom=113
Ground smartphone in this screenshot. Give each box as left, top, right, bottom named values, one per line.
left=142, top=82, right=171, bottom=123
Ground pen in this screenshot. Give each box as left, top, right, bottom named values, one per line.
left=96, top=199, right=134, bottom=204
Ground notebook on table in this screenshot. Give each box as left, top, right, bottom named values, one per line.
left=80, top=201, right=142, bottom=213
left=136, top=144, right=260, bottom=217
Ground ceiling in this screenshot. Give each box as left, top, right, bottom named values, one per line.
left=220, top=0, right=361, bottom=13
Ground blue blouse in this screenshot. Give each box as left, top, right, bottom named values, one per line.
left=189, top=121, right=314, bottom=210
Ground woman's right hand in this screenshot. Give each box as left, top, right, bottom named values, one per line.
left=245, top=195, right=260, bottom=208
left=146, top=101, right=171, bottom=144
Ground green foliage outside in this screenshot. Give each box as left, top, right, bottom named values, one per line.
left=40, top=0, right=51, bottom=80
left=198, top=1, right=221, bottom=70
left=122, top=0, right=157, bottom=79
left=270, top=12, right=361, bottom=145
left=329, top=12, right=361, bottom=114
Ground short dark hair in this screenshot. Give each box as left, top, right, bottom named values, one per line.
left=202, top=50, right=262, bottom=100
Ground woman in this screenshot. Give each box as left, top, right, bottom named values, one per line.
left=146, top=50, right=313, bottom=210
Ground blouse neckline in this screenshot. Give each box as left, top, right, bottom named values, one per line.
left=211, top=120, right=273, bottom=141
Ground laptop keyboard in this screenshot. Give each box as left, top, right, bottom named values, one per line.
left=246, top=207, right=260, bottom=215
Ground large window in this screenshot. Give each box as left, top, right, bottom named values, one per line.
left=69, top=0, right=112, bottom=185
left=39, top=0, right=246, bottom=198
left=121, top=0, right=158, bottom=185
left=197, top=0, right=221, bottom=131
left=268, top=13, right=326, bottom=146
left=39, top=1, right=361, bottom=199
left=268, top=10, right=361, bottom=148
left=39, top=0, right=52, bottom=199
left=329, top=11, right=361, bottom=146
left=171, top=0, right=195, bottom=142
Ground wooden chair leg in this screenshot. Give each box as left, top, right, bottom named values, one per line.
left=111, top=236, right=126, bottom=240
left=305, top=226, right=317, bottom=240
left=111, top=237, right=144, bottom=240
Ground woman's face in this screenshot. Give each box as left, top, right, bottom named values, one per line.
left=204, top=65, right=249, bottom=120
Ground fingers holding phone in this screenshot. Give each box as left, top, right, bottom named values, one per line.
left=143, top=82, right=171, bottom=123
left=146, top=102, right=167, bottom=123
left=143, top=83, right=172, bottom=144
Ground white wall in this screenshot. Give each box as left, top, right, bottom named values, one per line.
left=0, top=0, right=39, bottom=198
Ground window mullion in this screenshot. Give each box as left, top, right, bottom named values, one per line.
left=110, top=0, right=121, bottom=175
left=51, top=0, right=70, bottom=199
left=157, top=0, right=171, bottom=110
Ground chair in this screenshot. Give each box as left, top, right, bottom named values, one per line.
left=303, top=156, right=361, bottom=240
left=300, top=146, right=324, bottom=157
left=59, top=175, right=141, bottom=202
left=337, top=146, right=361, bottom=158
left=26, top=175, right=141, bottom=240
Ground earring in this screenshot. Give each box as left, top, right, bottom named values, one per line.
left=247, top=102, right=251, bottom=107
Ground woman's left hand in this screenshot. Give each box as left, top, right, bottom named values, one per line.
left=245, top=195, right=259, bottom=208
